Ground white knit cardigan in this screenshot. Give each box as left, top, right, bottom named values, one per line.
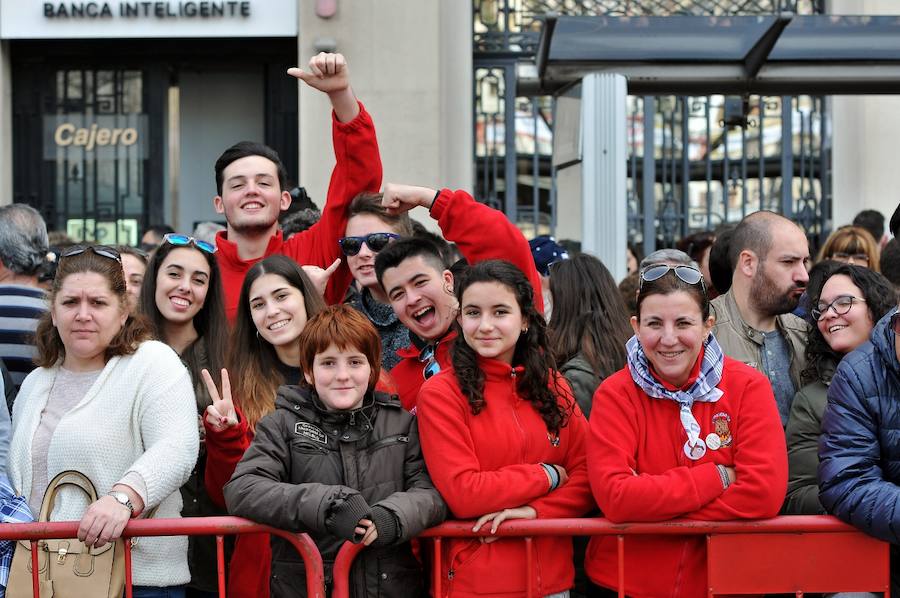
left=8, top=340, right=200, bottom=587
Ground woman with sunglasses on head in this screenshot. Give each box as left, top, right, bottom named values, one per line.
left=585, top=254, right=787, bottom=598
left=138, top=233, right=230, bottom=597
left=417, top=260, right=593, bottom=598
left=341, top=193, right=413, bottom=371
left=8, top=245, right=199, bottom=597
left=783, top=263, right=895, bottom=515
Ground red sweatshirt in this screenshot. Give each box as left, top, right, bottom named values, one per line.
left=216, top=102, right=382, bottom=321
left=390, top=189, right=544, bottom=410
left=417, top=358, right=594, bottom=598
left=585, top=356, right=787, bottom=598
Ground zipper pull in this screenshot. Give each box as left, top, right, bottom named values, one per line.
left=448, top=569, right=455, bottom=580
left=349, top=411, right=356, bottom=426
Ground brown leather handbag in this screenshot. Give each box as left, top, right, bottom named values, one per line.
left=6, top=470, right=126, bottom=598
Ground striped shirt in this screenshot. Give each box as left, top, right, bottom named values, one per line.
left=0, top=285, right=46, bottom=392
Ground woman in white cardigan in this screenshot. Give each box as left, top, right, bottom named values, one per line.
left=7, top=245, right=199, bottom=597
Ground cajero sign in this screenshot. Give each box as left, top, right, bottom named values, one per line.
left=43, top=114, right=148, bottom=160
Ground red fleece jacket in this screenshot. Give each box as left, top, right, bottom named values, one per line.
left=216, top=102, right=382, bottom=322
left=585, top=356, right=787, bottom=598
left=417, top=358, right=594, bottom=598
left=390, top=189, right=544, bottom=411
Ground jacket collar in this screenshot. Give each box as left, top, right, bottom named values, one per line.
left=716, top=288, right=798, bottom=346
left=870, top=307, right=900, bottom=375
left=215, top=229, right=285, bottom=268
left=275, top=384, right=401, bottom=439
left=477, top=355, right=525, bottom=381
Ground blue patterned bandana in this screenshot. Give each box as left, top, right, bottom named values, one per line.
left=626, top=334, right=725, bottom=459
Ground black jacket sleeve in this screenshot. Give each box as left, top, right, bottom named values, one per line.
left=223, top=412, right=359, bottom=535
left=371, top=418, right=447, bottom=543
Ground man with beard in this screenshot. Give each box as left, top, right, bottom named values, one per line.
left=213, top=52, right=381, bottom=320
left=711, top=211, right=810, bottom=426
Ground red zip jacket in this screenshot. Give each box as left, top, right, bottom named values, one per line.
left=417, top=357, right=594, bottom=598
left=216, top=102, right=382, bottom=322
left=390, top=189, right=544, bottom=411
left=585, top=356, right=787, bottom=598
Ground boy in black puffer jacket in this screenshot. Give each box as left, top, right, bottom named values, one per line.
left=224, top=305, right=446, bottom=598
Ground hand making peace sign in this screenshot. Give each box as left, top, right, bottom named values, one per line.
left=201, top=368, right=240, bottom=432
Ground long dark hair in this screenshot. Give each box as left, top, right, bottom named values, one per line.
left=451, top=260, right=570, bottom=435
left=802, top=262, right=896, bottom=385
left=549, top=254, right=631, bottom=382
left=230, top=255, right=326, bottom=428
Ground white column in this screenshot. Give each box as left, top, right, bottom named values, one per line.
left=0, top=40, right=11, bottom=206
left=580, top=73, right=628, bottom=281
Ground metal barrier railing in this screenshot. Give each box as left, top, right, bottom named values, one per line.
left=332, top=516, right=890, bottom=598
left=0, top=516, right=325, bottom=598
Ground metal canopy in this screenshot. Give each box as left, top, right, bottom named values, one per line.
left=536, top=14, right=900, bottom=94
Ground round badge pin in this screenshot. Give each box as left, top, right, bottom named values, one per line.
left=683, top=440, right=707, bottom=460
left=705, top=433, right=722, bottom=451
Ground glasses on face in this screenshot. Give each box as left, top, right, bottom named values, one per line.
left=891, top=312, right=900, bottom=336
left=831, top=252, right=869, bottom=265
left=419, top=344, right=441, bottom=381
left=339, top=233, right=400, bottom=257
left=639, top=264, right=705, bottom=292
left=162, top=233, right=217, bottom=254
left=60, top=245, right=121, bottom=263
left=812, top=295, right=866, bottom=321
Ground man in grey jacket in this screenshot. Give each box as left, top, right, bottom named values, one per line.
left=711, top=211, right=810, bottom=426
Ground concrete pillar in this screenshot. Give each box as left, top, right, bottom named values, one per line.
left=0, top=40, right=11, bottom=206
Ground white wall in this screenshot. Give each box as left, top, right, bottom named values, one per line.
left=296, top=0, right=472, bottom=227
left=829, top=0, right=900, bottom=231
left=177, top=68, right=264, bottom=232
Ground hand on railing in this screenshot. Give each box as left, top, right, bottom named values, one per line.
left=471, top=506, right=537, bottom=544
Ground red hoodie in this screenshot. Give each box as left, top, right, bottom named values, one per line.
left=417, top=358, right=594, bottom=598
left=585, top=356, right=787, bottom=598
left=216, top=102, right=382, bottom=322
left=390, top=189, right=544, bottom=411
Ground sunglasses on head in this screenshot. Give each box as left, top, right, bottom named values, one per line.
left=419, top=344, right=441, bottom=381
left=163, top=233, right=217, bottom=255
left=60, top=245, right=121, bottom=263
left=639, top=264, right=705, bottom=292
left=339, top=233, right=400, bottom=257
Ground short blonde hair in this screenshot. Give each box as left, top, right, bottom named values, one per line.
left=818, top=226, right=881, bottom=272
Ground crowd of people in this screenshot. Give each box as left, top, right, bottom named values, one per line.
left=1, top=52, right=900, bottom=598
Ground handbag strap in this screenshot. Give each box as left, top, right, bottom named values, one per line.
left=38, top=470, right=98, bottom=522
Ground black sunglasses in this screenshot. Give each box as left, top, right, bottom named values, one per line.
left=639, top=264, right=705, bottom=292
left=60, top=245, right=121, bottom=263
left=338, top=233, right=399, bottom=257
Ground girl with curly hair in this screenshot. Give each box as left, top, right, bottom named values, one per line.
left=417, top=259, right=593, bottom=598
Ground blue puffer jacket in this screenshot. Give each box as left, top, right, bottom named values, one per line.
left=819, top=308, right=900, bottom=595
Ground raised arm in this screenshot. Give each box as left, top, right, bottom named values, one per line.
left=380, top=183, right=544, bottom=311
left=286, top=53, right=382, bottom=305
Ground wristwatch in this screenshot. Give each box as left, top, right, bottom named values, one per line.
left=106, top=491, right=135, bottom=516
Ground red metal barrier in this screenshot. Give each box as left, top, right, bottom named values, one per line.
left=0, top=516, right=325, bottom=598
left=332, top=516, right=890, bottom=598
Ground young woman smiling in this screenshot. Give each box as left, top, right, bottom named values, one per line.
left=417, top=260, right=593, bottom=598
left=585, top=255, right=787, bottom=598
left=201, top=254, right=325, bottom=598
left=784, top=263, right=896, bottom=515
left=139, top=233, right=229, bottom=597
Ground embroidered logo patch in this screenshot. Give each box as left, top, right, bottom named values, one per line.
left=712, top=412, right=733, bottom=447
left=294, top=422, right=328, bottom=444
